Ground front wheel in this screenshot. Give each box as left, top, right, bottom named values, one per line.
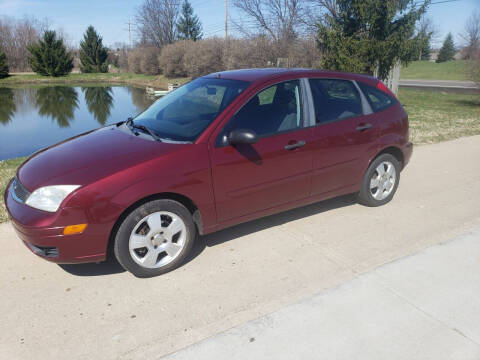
left=358, top=153, right=401, bottom=207
left=114, top=199, right=196, bottom=278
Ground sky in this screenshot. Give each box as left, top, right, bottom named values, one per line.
left=0, top=0, right=478, bottom=48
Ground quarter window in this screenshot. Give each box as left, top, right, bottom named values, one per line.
left=358, top=82, right=396, bottom=112
left=309, top=79, right=363, bottom=124
left=218, top=80, right=303, bottom=145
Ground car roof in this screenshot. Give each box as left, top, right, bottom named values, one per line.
left=204, top=68, right=378, bottom=85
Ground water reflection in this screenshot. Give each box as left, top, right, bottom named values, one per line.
left=0, top=85, right=155, bottom=160
left=36, top=86, right=79, bottom=128
left=0, top=88, right=16, bottom=124
left=83, top=86, right=114, bottom=125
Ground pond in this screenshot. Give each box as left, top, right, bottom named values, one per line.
left=0, top=85, right=156, bottom=160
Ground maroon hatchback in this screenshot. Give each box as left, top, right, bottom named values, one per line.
left=4, top=68, right=412, bottom=277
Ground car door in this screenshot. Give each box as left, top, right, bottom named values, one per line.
left=209, top=79, right=313, bottom=223
left=307, top=78, right=380, bottom=196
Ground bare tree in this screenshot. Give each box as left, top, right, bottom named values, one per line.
left=232, top=0, right=305, bottom=43
left=136, top=0, right=180, bottom=48
left=460, top=10, right=480, bottom=60
left=0, top=16, right=48, bottom=71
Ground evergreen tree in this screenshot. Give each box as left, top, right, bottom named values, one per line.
left=317, top=0, right=429, bottom=80
left=177, top=0, right=202, bottom=41
left=28, top=31, right=73, bottom=76
left=0, top=49, right=9, bottom=78
left=436, top=32, right=456, bottom=63
left=79, top=26, right=109, bottom=73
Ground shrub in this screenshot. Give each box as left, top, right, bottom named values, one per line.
left=127, top=49, right=143, bottom=74
left=183, top=38, right=225, bottom=77
left=140, top=47, right=161, bottom=75
left=158, top=41, right=189, bottom=77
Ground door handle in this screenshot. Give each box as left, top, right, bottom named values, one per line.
left=356, top=123, right=372, bottom=131
left=284, top=140, right=306, bottom=151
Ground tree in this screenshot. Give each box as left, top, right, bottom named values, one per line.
left=436, top=32, right=456, bottom=63
left=0, top=48, right=9, bottom=78
left=79, top=26, right=109, bottom=73
left=317, top=0, right=429, bottom=80
left=28, top=30, right=73, bottom=76
left=136, top=0, right=180, bottom=48
left=177, top=0, right=202, bottom=41
left=233, top=0, right=305, bottom=43
left=460, top=10, right=480, bottom=60
left=414, top=17, right=436, bottom=61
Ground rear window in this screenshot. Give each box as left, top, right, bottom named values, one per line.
left=309, top=79, right=363, bottom=124
left=358, top=82, right=397, bottom=112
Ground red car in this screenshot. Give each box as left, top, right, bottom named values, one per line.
left=4, top=69, right=412, bottom=277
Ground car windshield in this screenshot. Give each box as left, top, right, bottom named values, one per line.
left=133, top=77, right=251, bottom=142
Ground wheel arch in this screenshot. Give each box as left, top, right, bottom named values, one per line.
left=375, top=146, right=405, bottom=169
left=106, top=192, right=203, bottom=259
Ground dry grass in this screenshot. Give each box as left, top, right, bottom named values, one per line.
left=0, top=157, right=26, bottom=223
left=0, top=73, right=190, bottom=90
left=398, top=88, right=480, bottom=144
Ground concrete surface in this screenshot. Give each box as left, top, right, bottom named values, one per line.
left=0, top=135, right=479, bottom=359
left=163, top=231, right=480, bottom=360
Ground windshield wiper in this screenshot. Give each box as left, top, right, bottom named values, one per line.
left=125, top=118, right=162, bottom=142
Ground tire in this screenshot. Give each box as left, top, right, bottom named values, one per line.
left=358, top=153, right=401, bottom=207
left=114, top=199, right=196, bottom=278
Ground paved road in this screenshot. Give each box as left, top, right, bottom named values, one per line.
left=399, top=79, right=480, bottom=91
left=1, top=135, right=479, bottom=360
left=164, top=230, right=480, bottom=360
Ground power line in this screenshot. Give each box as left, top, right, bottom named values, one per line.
left=124, top=18, right=133, bottom=48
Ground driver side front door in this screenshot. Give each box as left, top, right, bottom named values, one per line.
left=209, top=79, right=313, bottom=223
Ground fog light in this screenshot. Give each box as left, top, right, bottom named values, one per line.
left=63, top=224, right=87, bottom=235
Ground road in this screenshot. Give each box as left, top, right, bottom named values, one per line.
left=1, top=135, right=479, bottom=360
left=399, top=79, right=480, bottom=92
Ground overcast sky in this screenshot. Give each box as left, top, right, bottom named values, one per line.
left=0, top=0, right=478, bottom=48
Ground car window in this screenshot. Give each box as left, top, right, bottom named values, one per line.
left=309, top=79, right=363, bottom=124
left=358, top=82, right=396, bottom=112
left=134, top=77, right=250, bottom=142
left=218, top=80, right=303, bottom=145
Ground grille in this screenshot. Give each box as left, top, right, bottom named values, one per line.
left=10, top=177, right=30, bottom=203
left=28, top=243, right=59, bottom=258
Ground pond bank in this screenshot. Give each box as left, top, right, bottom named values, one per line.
left=0, top=73, right=190, bottom=90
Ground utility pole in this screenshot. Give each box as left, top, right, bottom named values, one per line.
left=225, top=0, right=228, bottom=39
left=125, top=18, right=132, bottom=49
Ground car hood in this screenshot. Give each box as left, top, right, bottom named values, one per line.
left=18, top=125, right=187, bottom=191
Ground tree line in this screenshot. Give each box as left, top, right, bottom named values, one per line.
left=0, top=0, right=479, bottom=82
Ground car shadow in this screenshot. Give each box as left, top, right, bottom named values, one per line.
left=184, top=193, right=357, bottom=263
left=58, top=255, right=126, bottom=276
left=58, top=194, right=356, bottom=277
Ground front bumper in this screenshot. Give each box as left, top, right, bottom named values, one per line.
left=4, top=179, right=108, bottom=264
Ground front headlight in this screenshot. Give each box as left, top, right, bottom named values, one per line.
left=25, top=185, right=80, bottom=212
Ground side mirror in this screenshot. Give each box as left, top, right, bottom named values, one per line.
left=228, top=129, right=258, bottom=145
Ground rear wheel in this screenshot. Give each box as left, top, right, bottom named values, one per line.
left=358, top=153, right=401, bottom=207
left=114, top=199, right=196, bottom=277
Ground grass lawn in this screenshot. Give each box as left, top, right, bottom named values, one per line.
left=400, top=60, right=473, bottom=81
left=398, top=88, right=480, bottom=144
left=0, top=88, right=479, bottom=223
left=0, top=157, right=26, bottom=223
left=0, top=72, right=190, bottom=89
